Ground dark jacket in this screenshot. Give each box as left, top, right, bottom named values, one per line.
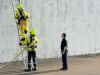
left=61, top=38, right=68, bottom=51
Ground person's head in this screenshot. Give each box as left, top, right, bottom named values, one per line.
left=30, top=29, right=36, bottom=40
left=61, top=33, right=66, bottom=39
left=17, top=4, right=24, bottom=11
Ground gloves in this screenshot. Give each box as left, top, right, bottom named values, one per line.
left=19, top=43, right=22, bottom=46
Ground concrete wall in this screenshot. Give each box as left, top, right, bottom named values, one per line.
left=0, top=0, right=100, bottom=62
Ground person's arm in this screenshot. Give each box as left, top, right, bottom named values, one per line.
left=62, top=40, right=68, bottom=54
left=19, top=38, right=28, bottom=46
left=64, top=46, right=67, bottom=51
left=62, top=46, right=67, bottom=54
left=14, top=12, right=19, bottom=19
left=31, top=37, right=39, bottom=49
left=26, top=12, right=30, bottom=18
left=24, top=11, right=30, bottom=19
left=36, top=37, right=39, bottom=44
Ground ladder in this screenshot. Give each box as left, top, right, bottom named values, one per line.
left=11, top=0, right=27, bottom=69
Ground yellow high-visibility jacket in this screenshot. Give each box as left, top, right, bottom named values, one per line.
left=22, top=36, right=39, bottom=51
left=14, top=11, right=30, bottom=21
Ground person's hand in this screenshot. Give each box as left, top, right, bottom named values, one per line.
left=19, top=42, right=22, bottom=46
left=62, top=51, right=65, bottom=54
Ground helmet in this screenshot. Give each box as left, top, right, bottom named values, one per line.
left=30, top=29, right=36, bottom=35
left=17, top=4, right=23, bottom=10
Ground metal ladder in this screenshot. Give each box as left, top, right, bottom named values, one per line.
left=11, top=0, right=27, bottom=69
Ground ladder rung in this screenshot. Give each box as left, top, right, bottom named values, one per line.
left=14, top=11, right=17, bottom=12
left=12, top=0, right=21, bottom=12
left=14, top=10, right=17, bottom=12
left=13, top=0, right=20, bottom=1
left=13, top=6, right=17, bottom=9
left=13, top=1, right=20, bottom=4
left=12, top=1, right=20, bottom=5
left=13, top=3, right=20, bottom=6
left=13, top=4, right=18, bottom=6
left=13, top=7, right=18, bottom=11
left=12, top=0, right=20, bottom=2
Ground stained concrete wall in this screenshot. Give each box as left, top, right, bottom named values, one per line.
left=0, top=0, right=100, bottom=62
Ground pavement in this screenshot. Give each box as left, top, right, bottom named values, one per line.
left=0, top=55, right=100, bottom=75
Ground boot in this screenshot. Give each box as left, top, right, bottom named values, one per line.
left=32, top=67, right=37, bottom=71
left=24, top=68, right=31, bottom=72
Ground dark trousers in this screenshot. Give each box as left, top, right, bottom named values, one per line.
left=62, top=50, right=68, bottom=69
left=28, top=51, right=37, bottom=69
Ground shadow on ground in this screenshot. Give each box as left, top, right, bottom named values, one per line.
left=0, top=69, right=61, bottom=75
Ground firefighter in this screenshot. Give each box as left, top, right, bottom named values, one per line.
left=19, top=29, right=39, bottom=71
left=14, top=4, right=30, bottom=41
left=60, top=33, right=68, bottom=70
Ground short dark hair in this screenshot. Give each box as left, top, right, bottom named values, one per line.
left=62, top=33, right=66, bottom=37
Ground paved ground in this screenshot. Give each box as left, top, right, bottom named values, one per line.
left=0, top=55, right=100, bottom=75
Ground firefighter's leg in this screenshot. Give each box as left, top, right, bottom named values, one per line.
left=19, top=21, right=26, bottom=41
left=32, top=51, right=37, bottom=71
left=24, top=51, right=32, bottom=72
left=28, top=51, right=32, bottom=69
left=24, top=20, right=29, bottom=35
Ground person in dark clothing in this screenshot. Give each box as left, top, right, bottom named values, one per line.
left=60, top=33, right=68, bottom=70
